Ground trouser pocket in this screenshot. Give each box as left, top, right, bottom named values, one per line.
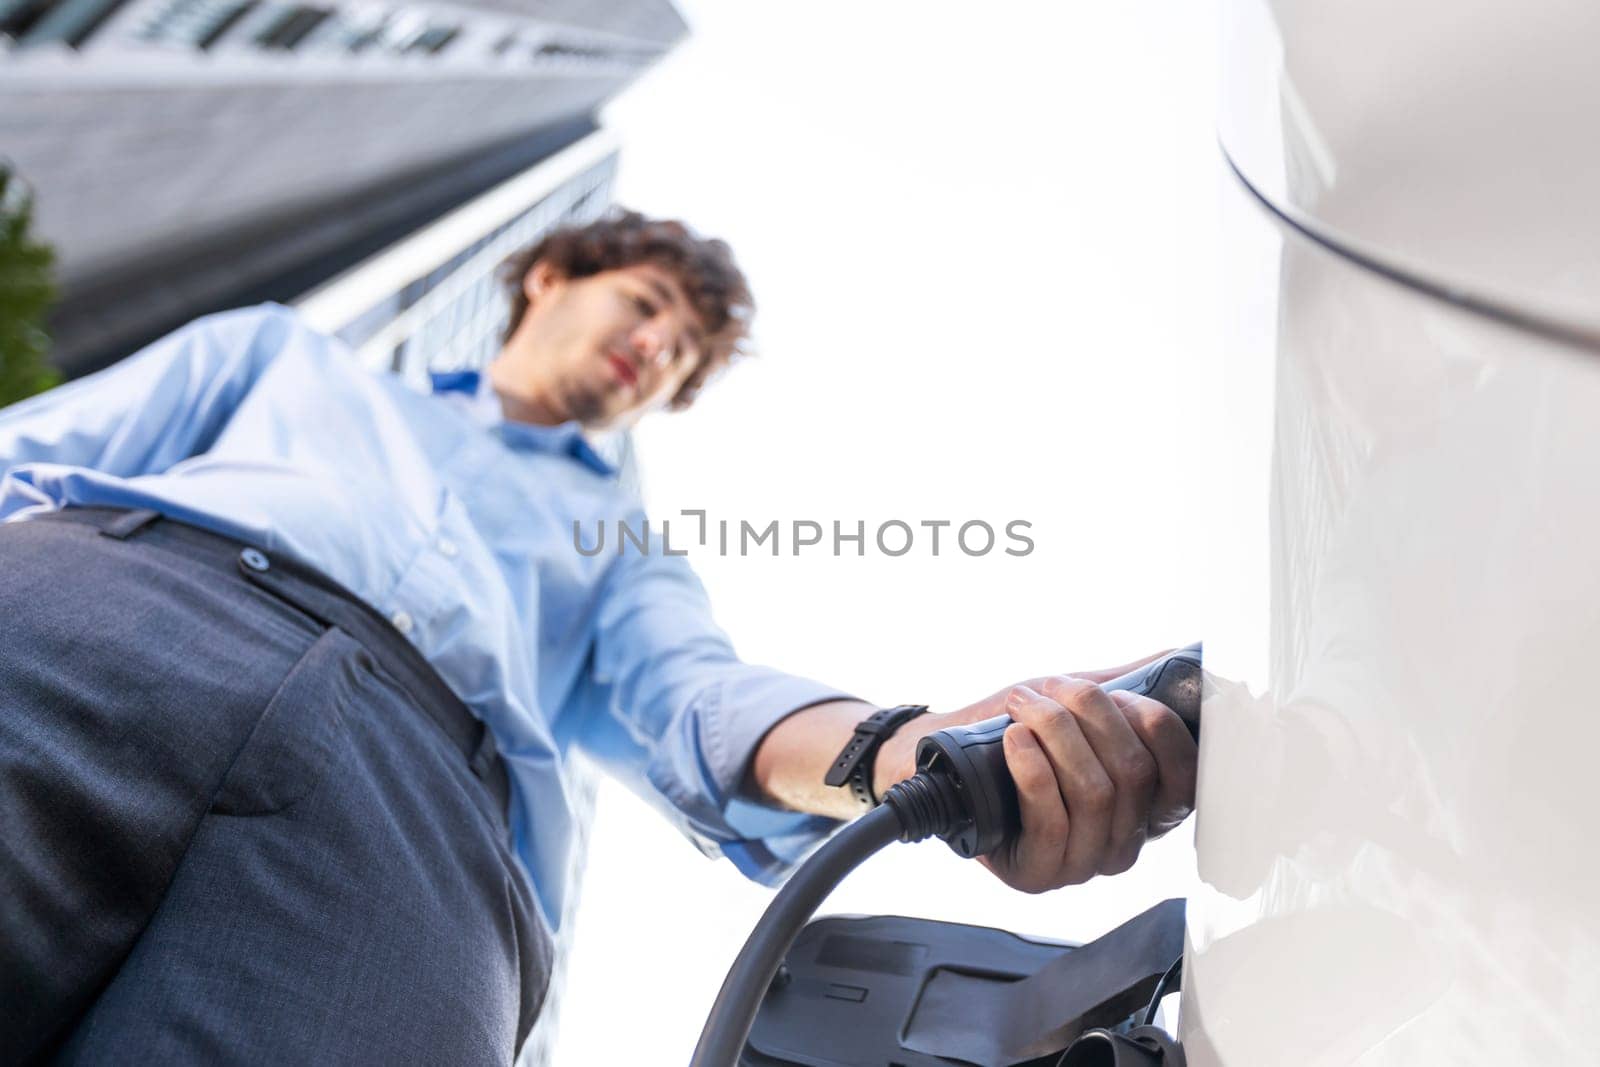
left=211, top=627, right=363, bottom=817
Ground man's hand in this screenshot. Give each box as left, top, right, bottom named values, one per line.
left=871, top=654, right=1198, bottom=893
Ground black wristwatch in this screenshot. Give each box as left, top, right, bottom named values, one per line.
left=824, top=704, right=930, bottom=809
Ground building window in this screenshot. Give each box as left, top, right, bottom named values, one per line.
left=135, top=0, right=258, bottom=49
left=1, top=0, right=57, bottom=44
left=254, top=3, right=329, bottom=48
left=402, top=23, right=454, bottom=54
left=9, top=0, right=132, bottom=46
left=194, top=0, right=250, bottom=46
left=318, top=11, right=384, bottom=51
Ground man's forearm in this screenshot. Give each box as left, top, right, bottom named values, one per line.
left=744, top=699, right=951, bottom=820
left=742, top=654, right=1197, bottom=894
left=745, top=700, right=877, bottom=819
left=740, top=663, right=1156, bottom=822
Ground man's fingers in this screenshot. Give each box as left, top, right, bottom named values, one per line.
left=997, top=722, right=1068, bottom=893
left=1108, top=690, right=1197, bottom=836
left=1035, top=676, right=1155, bottom=876
left=1005, top=684, right=1112, bottom=884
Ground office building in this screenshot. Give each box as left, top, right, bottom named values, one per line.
left=0, top=0, right=682, bottom=373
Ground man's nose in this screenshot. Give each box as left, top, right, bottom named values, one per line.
left=629, top=322, right=673, bottom=367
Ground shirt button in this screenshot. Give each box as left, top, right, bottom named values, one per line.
left=437, top=537, right=458, bottom=558
left=240, top=548, right=270, bottom=572
left=390, top=610, right=414, bottom=635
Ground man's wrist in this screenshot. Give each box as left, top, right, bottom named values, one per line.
left=745, top=698, right=878, bottom=817
left=824, top=704, right=930, bottom=808
left=869, top=709, right=951, bottom=802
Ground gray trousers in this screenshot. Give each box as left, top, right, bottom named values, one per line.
left=0, top=509, right=550, bottom=1064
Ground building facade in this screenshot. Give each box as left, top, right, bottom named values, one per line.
left=0, top=0, right=682, bottom=373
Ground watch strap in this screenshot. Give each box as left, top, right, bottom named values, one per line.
left=824, top=704, right=930, bottom=808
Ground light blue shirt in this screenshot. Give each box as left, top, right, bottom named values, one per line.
left=0, top=304, right=850, bottom=932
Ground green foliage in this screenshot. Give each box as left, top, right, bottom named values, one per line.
left=0, top=167, right=60, bottom=408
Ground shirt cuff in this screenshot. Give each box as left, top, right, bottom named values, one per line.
left=648, top=665, right=861, bottom=884
left=700, top=665, right=860, bottom=805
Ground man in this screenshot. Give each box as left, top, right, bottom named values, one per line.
left=0, top=211, right=1197, bottom=1062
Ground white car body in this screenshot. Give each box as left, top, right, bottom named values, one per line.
left=1184, top=1, right=1600, bottom=1062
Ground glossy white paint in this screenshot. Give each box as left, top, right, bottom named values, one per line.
left=1220, top=0, right=1600, bottom=337
left=1182, top=158, right=1600, bottom=1062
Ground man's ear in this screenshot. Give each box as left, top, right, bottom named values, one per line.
left=524, top=260, right=563, bottom=303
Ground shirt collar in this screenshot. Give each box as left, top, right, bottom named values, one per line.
left=429, top=369, right=617, bottom=478
left=496, top=420, right=617, bottom=478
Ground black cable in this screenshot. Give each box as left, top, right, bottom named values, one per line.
left=1141, top=955, right=1183, bottom=1026
left=689, top=648, right=1203, bottom=1064
left=688, top=803, right=905, bottom=1067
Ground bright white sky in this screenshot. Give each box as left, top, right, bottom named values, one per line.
left=555, top=2, right=1223, bottom=1060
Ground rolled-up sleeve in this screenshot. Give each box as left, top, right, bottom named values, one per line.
left=573, top=525, right=856, bottom=885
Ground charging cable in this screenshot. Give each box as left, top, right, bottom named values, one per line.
left=688, top=644, right=1202, bottom=1066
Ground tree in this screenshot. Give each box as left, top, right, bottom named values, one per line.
left=0, top=166, right=59, bottom=408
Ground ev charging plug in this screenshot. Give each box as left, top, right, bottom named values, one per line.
left=885, top=644, right=1202, bottom=857
left=689, top=644, right=1202, bottom=1067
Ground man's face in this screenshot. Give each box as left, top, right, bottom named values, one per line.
left=508, top=261, right=709, bottom=431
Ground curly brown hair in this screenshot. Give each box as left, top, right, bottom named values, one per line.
left=499, top=210, right=754, bottom=410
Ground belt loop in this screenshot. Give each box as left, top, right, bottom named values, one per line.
left=469, top=724, right=499, bottom=781
left=99, top=508, right=162, bottom=540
